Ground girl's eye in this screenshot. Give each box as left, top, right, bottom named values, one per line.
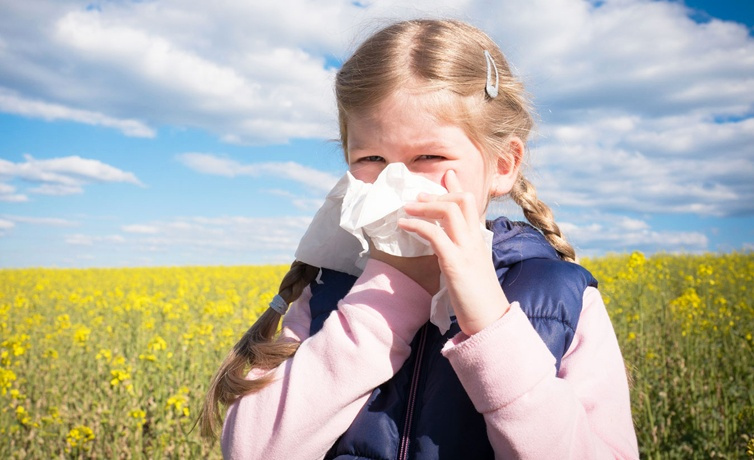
left=356, top=155, right=384, bottom=163
left=418, top=155, right=443, bottom=161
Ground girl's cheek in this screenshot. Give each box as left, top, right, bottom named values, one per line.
left=349, top=164, right=381, bottom=184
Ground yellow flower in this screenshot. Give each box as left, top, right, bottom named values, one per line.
left=65, top=425, right=95, bottom=452
left=57, top=314, right=71, bottom=329
left=41, top=407, right=61, bottom=425
left=147, top=335, right=168, bottom=352
left=95, top=348, right=112, bottom=362
left=15, top=406, right=38, bottom=428
left=129, top=409, right=147, bottom=427
left=166, top=387, right=191, bottom=418
left=0, top=368, right=17, bottom=395
left=1, top=333, right=30, bottom=357
left=110, top=368, right=131, bottom=387
left=73, top=325, right=91, bottom=346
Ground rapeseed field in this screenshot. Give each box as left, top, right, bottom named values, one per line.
left=1, top=253, right=752, bottom=458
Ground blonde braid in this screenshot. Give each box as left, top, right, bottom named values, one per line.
left=198, top=260, right=319, bottom=441
left=510, top=176, right=577, bottom=263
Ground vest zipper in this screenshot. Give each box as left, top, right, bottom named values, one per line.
left=398, top=324, right=428, bottom=460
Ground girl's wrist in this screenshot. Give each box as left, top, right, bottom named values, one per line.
left=457, top=300, right=511, bottom=336
left=452, top=278, right=511, bottom=336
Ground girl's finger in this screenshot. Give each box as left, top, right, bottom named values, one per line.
left=412, top=192, right=478, bottom=232
left=441, top=170, right=480, bottom=225
left=397, top=216, right=456, bottom=256
left=443, top=169, right=462, bottom=193
left=403, top=200, right=468, bottom=243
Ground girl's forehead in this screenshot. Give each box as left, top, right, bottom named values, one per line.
left=348, top=89, right=468, bottom=129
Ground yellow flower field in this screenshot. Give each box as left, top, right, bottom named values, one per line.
left=1, top=253, right=752, bottom=458
left=1, top=265, right=286, bottom=459
left=582, top=252, right=754, bottom=458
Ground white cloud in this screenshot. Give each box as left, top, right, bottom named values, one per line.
left=55, top=12, right=249, bottom=100
left=0, top=89, right=154, bottom=137
left=66, top=215, right=314, bottom=265
left=0, top=154, right=144, bottom=197
left=28, top=183, right=85, bottom=196
left=482, top=0, right=754, bottom=118
left=0, top=182, right=28, bottom=202
left=177, top=153, right=339, bottom=193
left=267, top=189, right=326, bottom=211
left=122, top=224, right=160, bottom=234
left=65, top=233, right=126, bottom=246
left=0, top=214, right=79, bottom=238
left=531, top=113, right=754, bottom=216
left=49, top=4, right=340, bottom=143
left=0, top=0, right=475, bottom=144
left=1, top=215, right=78, bottom=227
left=0, top=218, right=15, bottom=236
left=559, top=213, right=709, bottom=257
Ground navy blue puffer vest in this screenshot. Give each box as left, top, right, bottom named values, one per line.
left=307, top=217, right=597, bottom=460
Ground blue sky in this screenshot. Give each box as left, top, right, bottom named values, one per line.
left=1, top=0, right=753, bottom=268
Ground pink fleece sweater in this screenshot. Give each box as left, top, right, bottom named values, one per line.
left=222, top=259, right=639, bottom=459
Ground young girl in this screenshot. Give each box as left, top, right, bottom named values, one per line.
left=200, top=19, right=639, bottom=459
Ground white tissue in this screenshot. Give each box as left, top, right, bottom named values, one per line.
left=293, top=173, right=365, bottom=277
left=340, top=163, right=448, bottom=257
left=293, top=162, right=493, bottom=334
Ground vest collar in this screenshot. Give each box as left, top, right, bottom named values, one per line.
left=488, top=216, right=560, bottom=268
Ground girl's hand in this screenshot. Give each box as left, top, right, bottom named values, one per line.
left=398, top=170, right=511, bottom=336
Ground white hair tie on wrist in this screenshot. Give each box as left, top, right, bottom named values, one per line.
left=268, top=294, right=289, bottom=315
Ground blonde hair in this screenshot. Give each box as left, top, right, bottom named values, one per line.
left=198, top=261, right=318, bottom=439
left=199, top=18, right=575, bottom=441
left=336, top=19, right=575, bottom=261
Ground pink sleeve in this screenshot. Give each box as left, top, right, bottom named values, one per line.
left=441, top=286, right=639, bottom=459
left=221, top=259, right=432, bottom=460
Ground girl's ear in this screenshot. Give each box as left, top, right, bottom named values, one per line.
left=489, top=136, right=524, bottom=197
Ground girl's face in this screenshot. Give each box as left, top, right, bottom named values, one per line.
left=346, top=91, right=497, bottom=217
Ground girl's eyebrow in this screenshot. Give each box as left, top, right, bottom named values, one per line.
left=346, top=146, right=370, bottom=157
left=405, top=140, right=451, bottom=152
left=347, top=139, right=450, bottom=155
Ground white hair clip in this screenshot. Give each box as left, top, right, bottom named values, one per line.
left=484, top=50, right=499, bottom=99
left=268, top=294, right=289, bottom=315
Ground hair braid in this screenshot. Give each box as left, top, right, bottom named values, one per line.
left=198, top=260, right=319, bottom=440
left=510, top=176, right=576, bottom=263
